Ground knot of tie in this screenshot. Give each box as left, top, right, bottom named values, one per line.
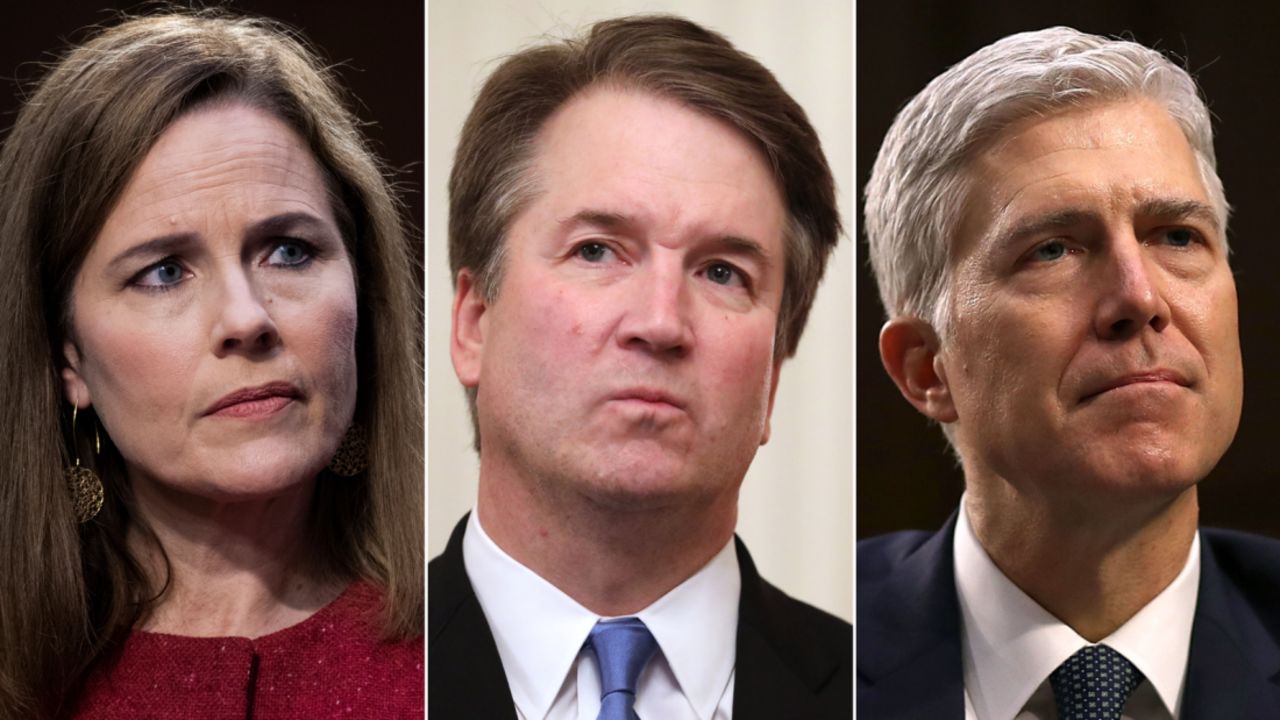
left=587, top=617, right=658, bottom=720
left=1049, top=644, right=1144, bottom=720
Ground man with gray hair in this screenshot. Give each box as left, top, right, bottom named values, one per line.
left=859, top=27, right=1280, bottom=719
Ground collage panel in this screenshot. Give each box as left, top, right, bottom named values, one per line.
left=429, top=1, right=851, bottom=717
left=0, top=3, right=424, bottom=717
left=858, top=3, right=1280, bottom=717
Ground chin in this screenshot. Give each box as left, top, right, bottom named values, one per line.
left=200, top=468, right=320, bottom=501
left=144, top=448, right=330, bottom=503
left=573, top=469, right=691, bottom=511
left=1122, top=424, right=1226, bottom=479
left=1062, top=444, right=1211, bottom=503
left=568, top=447, right=741, bottom=512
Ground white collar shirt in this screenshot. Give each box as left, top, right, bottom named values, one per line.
left=954, top=496, right=1200, bottom=720
left=462, top=510, right=739, bottom=720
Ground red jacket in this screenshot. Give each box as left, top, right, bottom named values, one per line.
left=71, top=583, right=422, bottom=719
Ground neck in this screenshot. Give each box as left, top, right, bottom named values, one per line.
left=129, top=474, right=342, bottom=638
left=476, top=463, right=738, bottom=617
left=966, top=482, right=1198, bottom=642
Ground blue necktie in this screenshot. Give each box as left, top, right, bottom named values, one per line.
left=1049, top=644, right=1144, bottom=720
left=587, top=617, right=658, bottom=720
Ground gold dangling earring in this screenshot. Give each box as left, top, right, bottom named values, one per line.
left=64, top=405, right=104, bottom=523
left=327, top=423, right=369, bottom=477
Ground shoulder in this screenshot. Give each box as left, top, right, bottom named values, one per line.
left=1202, top=527, right=1280, bottom=571
left=751, top=569, right=852, bottom=637
left=860, top=525, right=931, bottom=563
left=257, top=581, right=424, bottom=715
left=733, top=538, right=851, bottom=717
left=1180, top=529, right=1280, bottom=715
left=735, top=536, right=850, bottom=639
left=428, top=514, right=476, bottom=636
left=1201, top=527, right=1280, bottom=608
left=858, top=529, right=938, bottom=578
left=854, top=523, right=959, bottom=653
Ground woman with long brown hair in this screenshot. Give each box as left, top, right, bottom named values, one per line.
left=0, top=11, right=422, bottom=718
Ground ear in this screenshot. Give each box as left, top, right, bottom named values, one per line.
left=451, top=268, right=488, bottom=388
left=879, top=317, right=957, bottom=423
left=759, top=358, right=783, bottom=446
left=61, top=340, right=93, bottom=409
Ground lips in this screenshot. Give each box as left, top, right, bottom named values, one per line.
left=608, top=387, right=686, bottom=410
left=1079, top=368, right=1191, bottom=403
left=204, top=381, right=302, bottom=417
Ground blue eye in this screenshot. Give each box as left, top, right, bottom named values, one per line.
left=1163, top=228, right=1197, bottom=247
left=1032, top=240, right=1068, bottom=262
left=706, top=262, right=740, bottom=286
left=267, top=240, right=314, bottom=267
left=704, top=261, right=752, bottom=290
left=133, top=259, right=188, bottom=289
left=576, top=242, right=612, bottom=263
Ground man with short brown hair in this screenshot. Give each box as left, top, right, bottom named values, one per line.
left=430, top=14, right=849, bottom=720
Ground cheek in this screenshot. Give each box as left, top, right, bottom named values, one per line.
left=288, top=285, right=359, bottom=400
left=1204, top=280, right=1240, bottom=356
left=1199, top=280, right=1243, bottom=406
left=490, top=280, right=607, bottom=380
left=77, top=313, right=202, bottom=423
left=701, top=312, right=777, bottom=407
left=948, top=300, right=1065, bottom=419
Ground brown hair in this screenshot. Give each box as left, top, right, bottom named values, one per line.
left=448, top=14, right=841, bottom=445
left=0, top=12, right=422, bottom=717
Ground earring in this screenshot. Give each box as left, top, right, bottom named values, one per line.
left=65, top=405, right=104, bottom=523
left=327, top=423, right=369, bottom=477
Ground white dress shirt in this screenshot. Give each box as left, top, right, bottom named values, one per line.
left=955, top=496, right=1200, bottom=720
left=462, top=510, right=739, bottom=720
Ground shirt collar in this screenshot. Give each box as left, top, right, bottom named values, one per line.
left=634, top=534, right=739, bottom=720
left=463, top=510, right=740, bottom=720
left=954, top=495, right=1199, bottom=720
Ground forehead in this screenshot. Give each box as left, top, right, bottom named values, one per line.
left=524, top=86, right=786, bottom=252
left=97, top=103, right=333, bottom=243
left=955, top=98, right=1210, bottom=259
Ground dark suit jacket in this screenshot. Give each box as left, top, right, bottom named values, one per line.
left=429, top=515, right=851, bottom=719
left=858, top=513, right=1280, bottom=719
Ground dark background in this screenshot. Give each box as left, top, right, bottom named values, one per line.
left=858, top=2, right=1280, bottom=538
left=0, top=1, right=424, bottom=273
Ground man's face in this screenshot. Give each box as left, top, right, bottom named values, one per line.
left=453, top=87, right=787, bottom=509
left=940, top=98, right=1242, bottom=503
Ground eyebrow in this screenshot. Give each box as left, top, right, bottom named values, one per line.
left=993, top=198, right=1221, bottom=248
left=250, top=211, right=336, bottom=239
left=105, top=233, right=199, bottom=274
left=559, top=209, right=633, bottom=232
left=558, top=208, right=775, bottom=269
left=1136, top=198, right=1221, bottom=232
left=105, top=211, right=335, bottom=273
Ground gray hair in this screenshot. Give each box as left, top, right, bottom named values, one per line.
left=864, top=26, right=1228, bottom=333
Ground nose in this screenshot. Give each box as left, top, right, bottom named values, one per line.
left=617, top=261, right=694, bottom=357
left=1094, top=238, right=1170, bottom=340
left=211, top=269, right=280, bottom=356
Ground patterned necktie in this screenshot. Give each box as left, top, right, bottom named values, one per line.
left=587, top=617, right=658, bottom=720
left=1049, top=644, right=1144, bottom=720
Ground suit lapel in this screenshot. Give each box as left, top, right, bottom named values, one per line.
left=732, top=538, right=851, bottom=720
left=858, top=514, right=965, bottom=720
left=427, top=514, right=518, bottom=720
left=1181, top=532, right=1280, bottom=720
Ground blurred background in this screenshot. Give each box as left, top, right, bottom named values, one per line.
left=430, top=0, right=852, bottom=622
left=858, top=1, right=1280, bottom=539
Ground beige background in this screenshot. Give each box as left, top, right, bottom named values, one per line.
left=427, top=0, right=852, bottom=622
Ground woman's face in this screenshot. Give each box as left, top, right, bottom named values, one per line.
left=61, top=103, right=359, bottom=500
